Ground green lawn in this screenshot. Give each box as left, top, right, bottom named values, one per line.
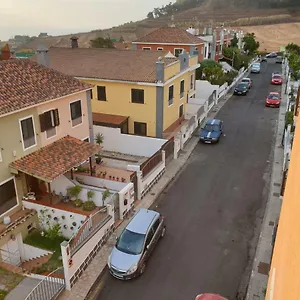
left=24, top=230, right=66, bottom=273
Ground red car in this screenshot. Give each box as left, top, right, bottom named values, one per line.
left=271, top=74, right=283, bottom=85
left=265, top=92, right=281, bottom=108
left=195, top=294, right=228, bottom=300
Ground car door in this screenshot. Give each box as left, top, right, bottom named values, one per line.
left=141, top=227, right=155, bottom=263
left=220, top=121, right=224, bottom=133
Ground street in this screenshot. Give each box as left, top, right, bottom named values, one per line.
left=95, top=61, right=281, bottom=300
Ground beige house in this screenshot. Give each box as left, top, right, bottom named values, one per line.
left=0, top=58, right=94, bottom=268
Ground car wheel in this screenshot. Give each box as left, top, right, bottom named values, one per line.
left=161, top=226, right=166, bottom=238
left=139, top=262, right=146, bottom=275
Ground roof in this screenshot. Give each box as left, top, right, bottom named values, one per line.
left=134, top=27, right=204, bottom=45
left=206, top=119, right=221, bottom=125
left=10, top=135, right=101, bottom=182
left=0, top=59, right=91, bottom=117
left=126, top=208, right=159, bottom=234
left=92, top=112, right=128, bottom=126
left=30, top=47, right=177, bottom=83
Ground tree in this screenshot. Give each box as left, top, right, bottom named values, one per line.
left=288, top=52, right=300, bottom=80
left=230, top=33, right=238, bottom=48
left=147, top=12, right=154, bottom=19
left=286, top=43, right=300, bottom=55
left=90, top=37, right=115, bottom=48
left=242, top=33, right=259, bottom=54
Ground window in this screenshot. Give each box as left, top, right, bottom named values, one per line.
left=97, top=86, right=106, bottom=101
left=90, top=89, right=93, bottom=99
left=0, top=178, right=18, bottom=216
left=180, top=80, right=185, bottom=98
left=134, top=122, right=147, bottom=136
left=168, top=85, right=174, bottom=106
left=116, top=229, right=146, bottom=255
left=174, top=48, right=183, bottom=57
left=83, top=137, right=89, bottom=142
left=131, top=89, right=144, bottom=104
left=20, top=116, right=36, bottom=150
left=179, top=104, right=184, bottom=118
left=152, top=219, right=160, bottom=233
left=145, top=228, right=154, bottom=246
left=40, top=109, right=59, bottom=139
left=70, top=100, right=82, bottom=127
left=157, top=47, right=163, bottom=51
left=142, top=47, right=151, bottom=50
left=190, top=74, right=194, bottom=90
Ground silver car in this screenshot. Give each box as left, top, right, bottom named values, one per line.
left=108, top=208, right=166, bottom=280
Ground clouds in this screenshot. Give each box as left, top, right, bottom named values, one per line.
left=0, top=0, right=172, bottom=40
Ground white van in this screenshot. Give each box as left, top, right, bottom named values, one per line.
left=251, top=62, right=261, bottom=73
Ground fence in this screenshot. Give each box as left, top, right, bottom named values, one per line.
left=140, top=150, right=163, bottom=178
left=25, top=267, right=65, bottom=300
left=161, top=138, right=174, bottom=161
left=69, top=209, right=111, bottom=255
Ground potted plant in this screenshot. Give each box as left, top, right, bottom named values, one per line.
left=83, top=201, right=96, bottom=211
left=112, top=176, right=115, bottom=180
left=102, top=189, right=111, bottom=202
left=95, top=133, right=104, bottom=164
left=121, top=177, right=126, bottom=182
left=103, top=171, right=107, bottom=178
left=109, top=175, right=112, bottom=180
left=67, top=185, right=82, bottom=200
left=73, top=199, right=83, bottom=207
left=116, top=177, right=119, bottom=181
left=87, top=190, right=95, bottom=202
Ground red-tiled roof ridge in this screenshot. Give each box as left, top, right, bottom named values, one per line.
left=0, top=59, right=92, bottom=117
left=134, top=27, right=205, bottom=45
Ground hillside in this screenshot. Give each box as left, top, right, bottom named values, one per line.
left=17, top=0, right=300, bottom=52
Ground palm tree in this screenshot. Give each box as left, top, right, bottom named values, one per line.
left=95, top=133, right=104, bottom=164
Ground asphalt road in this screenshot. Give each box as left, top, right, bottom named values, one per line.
left=95, top=60, right=282, bottom=300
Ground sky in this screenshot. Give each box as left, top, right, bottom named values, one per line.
left=0, top=0, right=173, bottom=41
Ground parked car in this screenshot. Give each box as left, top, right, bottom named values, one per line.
left=261, top=56, right=267, bottom=62
left=251, top=62, right=261, bottom=73
left=108, top=208, right=166, bottom=280
left=199, top=119, right=224, bottom=144
left=241, top=77, right=252, bottom=89
left=271, top=75, right=283, bottom=85
left=195, top=294, right=228, bottom=300
left=265, top=92, right=281, bottom=108
left=276, top=56, right=283, bottom=63
left=266, top=52, right=277, bottom=58
left=234, top=82, right=249, bottom=95
left=272, top=71, right=282, bottom=77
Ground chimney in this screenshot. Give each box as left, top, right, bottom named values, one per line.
left=37, top=44, right=49, bottom=67
left=70, top=36, right=79, bottom=49
left=156, top=57, right=165, bottom=83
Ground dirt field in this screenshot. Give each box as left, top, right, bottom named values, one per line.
left=238, top=22, right=300, bottom=51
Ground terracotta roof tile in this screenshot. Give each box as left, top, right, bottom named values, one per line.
left=92, top=112, right=128, bottom=126
left=10, top=135, right=101, bottom=182
left=30, top=48, right=177, bottom=83
left=0, top=59, right=91, bottom=117
left=134, top=27, right=204, bottom=45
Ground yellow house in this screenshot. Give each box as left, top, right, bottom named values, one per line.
left=32, top=45, right=199, bottom=138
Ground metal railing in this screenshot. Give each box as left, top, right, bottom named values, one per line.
left=69, top=208, right=111, bottom=255
left=25, top=267, right=65, bottom=300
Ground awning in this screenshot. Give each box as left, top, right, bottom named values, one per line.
left=92, top=112, right=128, bottom=127
left=10, top=135, right=101, bottom=182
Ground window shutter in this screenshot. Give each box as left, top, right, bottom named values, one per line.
left=39, top=114, right=46, bottom=132
left=53, top=109, right=60, bottom=126
left=44, top=111, right=53, bottom=130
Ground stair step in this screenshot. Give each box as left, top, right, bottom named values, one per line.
left=0, top=262, right=23, bottom=274
left=21, top=254, right=53, bottom=272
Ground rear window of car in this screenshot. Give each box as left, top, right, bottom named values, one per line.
left=242, top=79, right=250, bottom=82
left=269, top=94, right=279, bottom=100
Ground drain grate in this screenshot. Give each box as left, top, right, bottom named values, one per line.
left=258, top=262, right=270, bottom=275
left=274, top=183, right=281, bottom=187
left=269, top=221, right=275, bottom=226
left=273, top=192, right=280, bottom=197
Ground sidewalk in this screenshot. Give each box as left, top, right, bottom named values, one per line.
left=245, top=65, right=287, bottom=299
left=58, top=84, right=235, bottom=300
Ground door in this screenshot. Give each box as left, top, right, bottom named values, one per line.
left=179, top=104, right=184, bottom=118
left=1, top=234, right=21, bottom=266
left=113, top=194, right=120, bottom=221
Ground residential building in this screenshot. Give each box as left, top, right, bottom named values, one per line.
left=0, top=58, right=95, bottom=268
left=265, top=88, right=300, bottom=300
left=31, top=45, right=199, bottom=138
left=132, top=27, right=206, bottom=61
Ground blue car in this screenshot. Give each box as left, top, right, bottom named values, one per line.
left=199, top=119, right=224, bottom=143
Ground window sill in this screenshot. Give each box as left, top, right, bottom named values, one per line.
left=23, top=143, right=37, bottom=151
left=97, top=99, right=107, bottom=101
left=131, top=102, right=145, bottom=104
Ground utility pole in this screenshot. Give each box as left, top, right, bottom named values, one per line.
left=232, top=51, right=235, bottom=68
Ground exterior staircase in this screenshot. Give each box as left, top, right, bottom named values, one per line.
left=21, top=253, right=53, bottom=273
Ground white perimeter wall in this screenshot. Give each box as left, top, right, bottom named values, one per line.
left=23, top=201, right=86, bottom=239
left=118, top=182, right=135, bottom=219
left=94, top=126, right=167, bottom=157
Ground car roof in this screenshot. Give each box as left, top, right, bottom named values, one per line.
left=195, top=294, right=227, bottom=300
left=126, top=208, right=159, bottom=234
left=242, top=78, right=251, bottom=81
left=205, top=118, right=221, bottom=125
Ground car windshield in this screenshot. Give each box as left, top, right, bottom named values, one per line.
left=242, top=79, right=250, bottom=83
left=204, top=124, right=220, bottom=132
left=237, top=83, right=247, bottom=89
left=268, top=94, right=279, bottom=100
left=273, top=75, right=281, bottom=79
left=253, top=64, right=260, bottom=68
left=116, top=229, right=146, bottom=255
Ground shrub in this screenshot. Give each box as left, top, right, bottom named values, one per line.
left=73, top=199, right=83, bottom=207
left=83, top=201, right=96, bottom=211
left=45, top=223, right=61, bottom=240
left=67, top=185, right=82, bottom=199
